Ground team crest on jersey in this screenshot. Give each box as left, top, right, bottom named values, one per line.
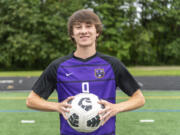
left=95, top=69, right=105, bottom=78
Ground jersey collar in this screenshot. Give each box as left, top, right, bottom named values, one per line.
left=72, top=52, right=97, bottom=62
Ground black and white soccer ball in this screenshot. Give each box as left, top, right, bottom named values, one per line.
left=66, top=93, right=104, bottom=133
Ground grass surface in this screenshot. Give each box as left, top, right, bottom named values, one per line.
left=0, top=90, right=180, bottom=135
left=1, top=66, right=180, bottom=77
left=0, top=71, right=42, bottom=77
left=128, top=66, right=180, bottom=76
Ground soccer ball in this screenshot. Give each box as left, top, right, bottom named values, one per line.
left=66, top=93, right=104, bottom=133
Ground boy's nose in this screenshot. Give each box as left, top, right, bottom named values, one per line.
left=81, top=26, right=88, bottom=33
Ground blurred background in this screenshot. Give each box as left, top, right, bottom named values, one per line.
left=0, top=0, right=180, bottom=135
left=0, top=0, right=180, bottom=70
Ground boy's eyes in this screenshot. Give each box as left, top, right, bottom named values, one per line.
left=75, top=25, right=81, bottom=28
left=86, top=24, right=92, bottom=27
left=74, top=24, right=93, bottom=29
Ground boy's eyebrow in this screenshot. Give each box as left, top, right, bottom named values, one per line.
left=73, top=22, right=81, bottom=25
left=73, top=21, right=93, bottom=25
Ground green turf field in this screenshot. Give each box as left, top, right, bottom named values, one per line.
left=0, top=90, right=179, bottom=135
left=1, top=66, right=180, bottom=76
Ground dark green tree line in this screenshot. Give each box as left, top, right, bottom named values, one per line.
left=0, top=0, right=180, bottom=70
left=129, top=0, right=180, bottom=65
left=0, top=0, right=85, bottom=69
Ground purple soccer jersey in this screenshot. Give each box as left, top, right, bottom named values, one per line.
left=32, top=52, right=140, bottom=135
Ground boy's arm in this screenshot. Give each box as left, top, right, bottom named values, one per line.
left=26, top=91, right=74, bottom=119
left=99, top=89, right=145, bottom=125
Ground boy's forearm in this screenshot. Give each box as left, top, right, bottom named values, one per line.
left=117, top=89, right=145, bottom=113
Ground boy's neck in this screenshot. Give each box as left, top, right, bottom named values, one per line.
left=74, top=46, right=96, bottom=59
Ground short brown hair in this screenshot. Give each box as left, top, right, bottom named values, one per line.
left=68, top=9, right=103, bottom=42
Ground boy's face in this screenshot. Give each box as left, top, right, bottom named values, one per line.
left=72, top=22, right=99, bottom=47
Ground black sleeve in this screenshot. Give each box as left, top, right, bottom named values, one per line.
left=97, top=52, right=140, bottom=96
left=32, top=60, right=58, bottom=100
left=115, top=61, right=140, bottom=96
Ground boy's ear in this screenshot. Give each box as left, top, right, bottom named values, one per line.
left=96, top=32, right=99, bottom=37
left=96, top=32, right=100, bottom=38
